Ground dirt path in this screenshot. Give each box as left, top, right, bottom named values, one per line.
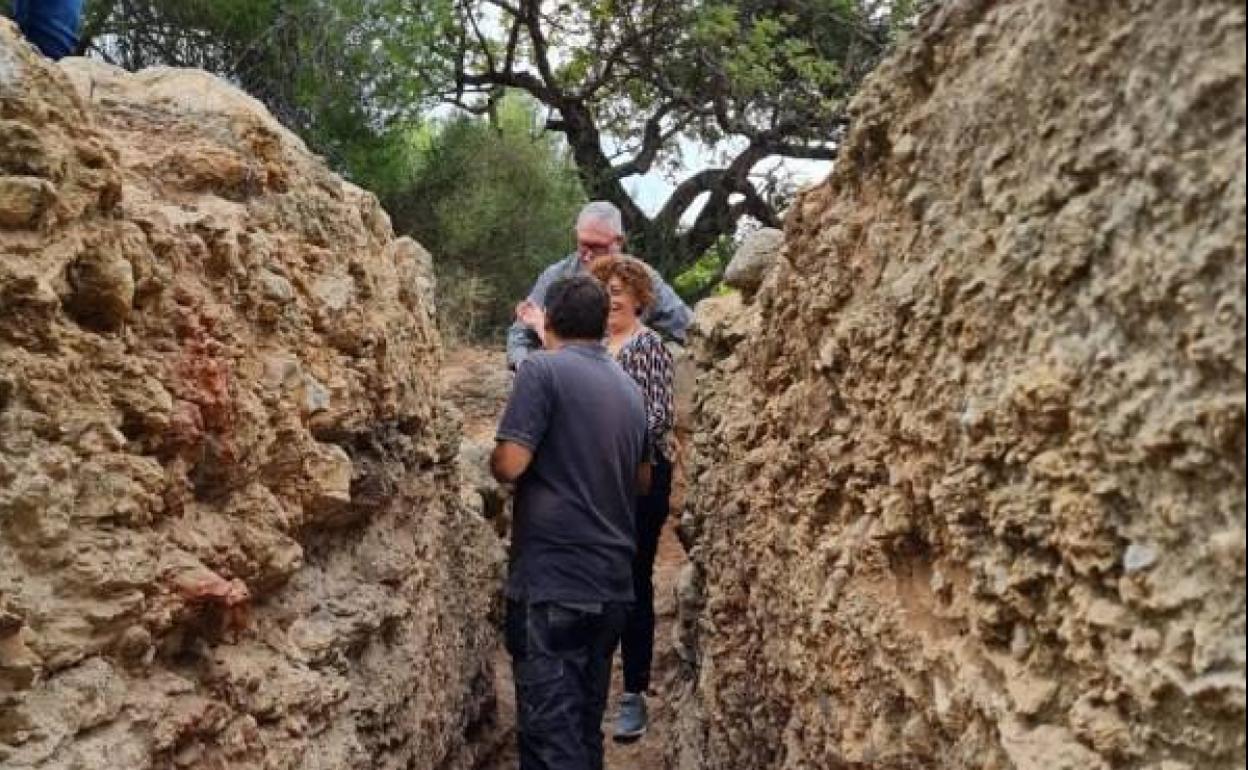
left=440, top=347, right=687, bottom=770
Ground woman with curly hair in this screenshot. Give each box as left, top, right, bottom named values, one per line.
left=589, top=254, right=676, bottom=742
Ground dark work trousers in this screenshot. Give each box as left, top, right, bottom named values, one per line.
left=620, top=451, right=673, bottom=694
left=506, top=599, right=629, bottom=770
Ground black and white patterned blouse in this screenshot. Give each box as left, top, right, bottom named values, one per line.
left=614, top=327, right=675, bottom=461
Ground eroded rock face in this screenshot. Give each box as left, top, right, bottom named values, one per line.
left=674, top=2, right=1245, bottom=769
left=1, top=24, right=503, bottom=770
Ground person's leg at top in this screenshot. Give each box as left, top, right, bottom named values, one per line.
left=12, top=0, right=85, bottom=60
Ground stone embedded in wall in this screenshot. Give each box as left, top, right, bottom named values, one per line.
left=389, top=236, right=437, bottom=312
left=673, top=1, right=1246, bottom=769
left=722, top=227, right=784, bottom=297
left=0, top=176, right=54, bottom=228
left=0, top=21, right=503, bottom=770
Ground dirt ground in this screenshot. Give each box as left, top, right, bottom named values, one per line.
left=440, top=347, right=687, bottom=770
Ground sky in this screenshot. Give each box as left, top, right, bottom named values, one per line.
left=623, top=151, right=834, bottom=222
left=599, top=131, right=834, bottom=224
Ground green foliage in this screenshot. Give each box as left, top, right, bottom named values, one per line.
left=385, top=94, right=587, bottom=342
left=672, top=235, right=736, bottom=302
left=82, top=0, right=453, bottom=173
left=451, top=0, right=923, bottom=278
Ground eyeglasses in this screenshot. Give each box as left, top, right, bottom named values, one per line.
left=577, top=239, right=618, bottom=257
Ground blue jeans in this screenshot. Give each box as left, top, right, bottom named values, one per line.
left=506, top=599, right=629, bottom=770
left=13, top=0, right=84, bottom=60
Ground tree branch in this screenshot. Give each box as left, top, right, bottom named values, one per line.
left=519, top=0, right=559, bottom=94
left=654, top=167, right=725, bottom=232
left=465, top=0, right=497, bottom=75
left=607, top=101, right=684, bottom=180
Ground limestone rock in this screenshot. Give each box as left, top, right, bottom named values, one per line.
left=722, top=227, right=783, bottom=296
left=389, top=236, right=436, bottom=312
left=63, top=245, right=135, bottom=331
left=1, top=24, right=504, bottom=770
left=672, top=2, right=1246, bottom=769
left=0, top=176, right=54, bottom=228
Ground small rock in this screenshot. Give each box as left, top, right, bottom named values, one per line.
left=0, top=375, right=13, bottom=411
left=0, top=631, right=42, bottom=690
left=1129, top=627, right=1162, bottom=653
left=303, top=442, right=353, bottom=519
left=906, top=182, right=935, bottom=219
left=313, top=275, right=354, bottom=312
left=263, top=355, right=301, bottom=390
left=893, top=133, right=917, bottom=163
left=677, top=563, right=704, bottom=612
left=0, top=175, right=55, bottom=228
left=1010, top=624, right=1031, bottom=658
left=256, top=268, right=294, bottom=303
left=64, top=246, right=135, bottom=331
left=115, top=625, right=153, bottom=662
left=389, top=236, right=436, bottom=309
left=1123, top=542, right=1158, bottom=573
left=1007, top=674, right=1057, bottom=716
left=0, top=609, right=22, bottom=637
left=301, top=374, right=331, bottom=415
left=0, top=119, right=55, bottom=177
left=1208, top=528, right=1245, bottom=570
left=723, top=228, right=784, bottom=295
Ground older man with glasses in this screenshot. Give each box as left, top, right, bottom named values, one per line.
left=507, top=201, right=692, bottom=370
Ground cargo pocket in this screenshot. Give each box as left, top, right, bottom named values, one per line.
left=545, top=603, right=596, bottom=654
left=514, top=655, right=568, bottom=733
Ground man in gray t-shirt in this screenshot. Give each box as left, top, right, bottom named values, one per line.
left=506, top=200, right=692, bottom=370
left=491, top=276, right=650, bottom=770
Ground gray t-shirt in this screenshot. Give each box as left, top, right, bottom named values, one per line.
left=495, top=343, right=649, bottom=604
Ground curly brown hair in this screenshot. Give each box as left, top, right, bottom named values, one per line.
left=589, top=254, right=655, bottom=314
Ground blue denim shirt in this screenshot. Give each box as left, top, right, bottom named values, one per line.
left=506, top=253, right=693, bottom=369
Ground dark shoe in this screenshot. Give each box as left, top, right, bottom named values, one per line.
left=612, top=692, right=648, bottom=742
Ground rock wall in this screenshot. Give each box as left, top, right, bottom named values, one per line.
left=1, top=23, right=504, bottom=770
left=674, top=2, right=1245, bottom=769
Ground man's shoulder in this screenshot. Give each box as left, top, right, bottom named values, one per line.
left=525, top=254, right=578, bottom=302
left=545, top=348, right=632, bottom=390
left=517, top=349, right=558, bottom=374
left=522, top=347, right=596, bottom=378
left=640, top=262, right=677, bottom=291
left=541, top=254, right=579, bottom=278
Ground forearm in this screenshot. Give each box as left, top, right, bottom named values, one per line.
left=491, top=441, right=533, bottom=483
left=507, top=262, right=562, bottom=368
left=506, top=321, right=539, bottom=369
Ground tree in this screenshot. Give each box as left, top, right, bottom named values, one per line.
left=386, top=93, right=586, bottom=340
left=444, top=0, right=923, bottom=276
left=77, top=0, right=452, bottom=176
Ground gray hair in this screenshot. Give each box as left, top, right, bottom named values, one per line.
left=576, top=201, right=624, bottom=236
